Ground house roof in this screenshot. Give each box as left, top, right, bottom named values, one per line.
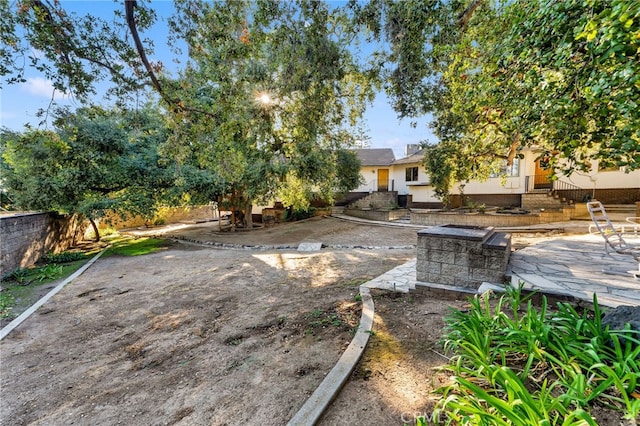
left=393, top=149, right=425, bottom=165
left=352, top=148, right=396, bottom=166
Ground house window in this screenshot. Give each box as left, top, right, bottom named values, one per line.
left=405, top=167, right=419, bottom=182
left=490, top=158, right=520, bottom=178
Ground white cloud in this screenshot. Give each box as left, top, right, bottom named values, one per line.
left=21, top=77, right=71, bottom=101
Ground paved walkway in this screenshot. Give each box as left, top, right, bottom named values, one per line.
left=508, top=234, right=640, bottom=307
left=333, top=215, right=640, bottom=307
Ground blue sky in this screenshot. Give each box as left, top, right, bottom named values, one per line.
left=0, top=1, right=437, bottom=159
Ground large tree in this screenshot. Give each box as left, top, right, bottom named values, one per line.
left=0, top=106, right=181, bottom=240
left=2, top=1, right=370, bottom=225
left=358, top=0, right=640, bottom=198
left=159, top=0, right=372, bottom=228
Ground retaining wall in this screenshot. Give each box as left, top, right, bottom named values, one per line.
left=410, top=209, right=571, bottom=227
left=0, top=212, right=86, bottom=277
left=343, top=208, right=407, bottom=222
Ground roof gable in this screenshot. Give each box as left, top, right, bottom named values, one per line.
left=352, top=148, right=396, bottom=166
left=393, top=149, right=425, bottom=165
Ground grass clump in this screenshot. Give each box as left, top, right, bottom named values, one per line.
left=104, top=236, right=171, bottom=256
left=434, top=283, right=640, bottom=424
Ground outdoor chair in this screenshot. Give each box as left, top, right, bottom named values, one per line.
left=587, top=201, right=640, bottom=279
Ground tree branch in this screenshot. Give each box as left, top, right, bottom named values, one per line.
left=124, top=0, right=218, bottom=118
left=458, top=0, right=485, bottom=29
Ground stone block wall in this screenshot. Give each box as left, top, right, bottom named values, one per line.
left=1, top=212, right=86, bottom=277
left=416, top=225, right=511, bottom=289
left=343, top=208, right=408, bottom=222
left=348, top=191, right=398, bottom=210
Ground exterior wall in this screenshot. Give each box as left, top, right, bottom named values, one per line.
left=407, top=185, right=441, bottom=204
left=0, top=212, right=86, bottom=277
left=557, top=161, right=640, bottom=190
left=451, top=151, right=537, bottom=195
left=353, top=166, right=380, bottom=192
left=392, top=165, right=429, bottom=195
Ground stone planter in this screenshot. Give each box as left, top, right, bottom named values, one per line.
left=416, top=225, right=511, bottom=289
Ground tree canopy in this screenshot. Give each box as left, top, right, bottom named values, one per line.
left=3, top=0, right=638, bottom=206
left=359, top=0, right=640, bottom=198
left=0, top=106, right=180, bottom=239
left=1, top=0, right=370, bottom=225
left=160, top=0, right=371, bottom=226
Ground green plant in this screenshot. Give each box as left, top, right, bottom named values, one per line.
left=35, top=264, right=63, bottom=282
left=435, top=285, right=639, bottom=423
left=3, top=267, right=28, bottom=284
left=0, top=292, right=16, bottom=318
left=43, top=251, right=88, bottom=264
left=105, top=237, right=170, bottom=256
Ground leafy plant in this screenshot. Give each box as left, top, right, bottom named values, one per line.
left=35, top=264, right=63, bottom=283
left=0, top=292, right=16, bottom=318
left=435, top=285, right=639, bottom=423
left=43, top=251, right=88, bottom=264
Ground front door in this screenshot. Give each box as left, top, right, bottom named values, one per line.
left=534, top=157, right=552, bottom=189
left=377, top=168, right=389, bottom=192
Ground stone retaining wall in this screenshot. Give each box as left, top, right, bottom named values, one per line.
left=343, top=208, right=407, bottom=222
left=0, top=212, right=86, bottom=277
left=410, top=208, right=575, bottom=227
left=348, top=191, right=398, bottom=210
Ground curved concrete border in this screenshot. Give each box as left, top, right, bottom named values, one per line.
left=162, top=235, right=415, bottom=251
left=0, top=249, right=106, bottom=341
left=287, top=286, right=375, bottom=426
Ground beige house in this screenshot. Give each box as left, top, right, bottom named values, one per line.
left=351, top=147, right=640, bottom=208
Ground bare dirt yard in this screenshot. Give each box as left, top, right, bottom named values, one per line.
left=1, top=217, right=426, bottom=425
left=2, top=217, right=603, bottom=425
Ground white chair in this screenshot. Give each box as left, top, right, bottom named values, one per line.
left=587, top=201, right=640, bottom=279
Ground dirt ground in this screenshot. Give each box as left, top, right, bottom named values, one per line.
left=1, top=217, right=617, bottom=425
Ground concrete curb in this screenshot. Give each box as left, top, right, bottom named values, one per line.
left=0, top=249, right=106, bottom=341
left=287, top=286, right=375, bottom=426
left=163, top=235, right=415, bottom=252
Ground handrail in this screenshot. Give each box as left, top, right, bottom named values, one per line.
left=525, top=175, right=591, bottom=204
left=552, top=179, right=592, bottom=203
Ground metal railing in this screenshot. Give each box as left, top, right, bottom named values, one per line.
left=525, top=175, right=591, bottom=204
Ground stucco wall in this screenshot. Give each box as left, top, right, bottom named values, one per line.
left=0, top=212, right=86, bottom=277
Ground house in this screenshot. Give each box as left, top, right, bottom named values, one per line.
left=351, top=148, right=396, bottom=192
left=349, top=146, right=640, bottom=209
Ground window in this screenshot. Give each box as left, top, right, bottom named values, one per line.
left=490, top=158, right=520, bottom=178
left=405, top=167, right=419, bottom=182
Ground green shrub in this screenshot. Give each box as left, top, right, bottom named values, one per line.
left=434, top=284, right=639, bottom=423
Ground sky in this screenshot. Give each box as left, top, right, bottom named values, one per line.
left=0, top=1, right=438, bottom=160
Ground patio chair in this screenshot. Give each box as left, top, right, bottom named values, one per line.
left=587, top=201, right=640, bottom=279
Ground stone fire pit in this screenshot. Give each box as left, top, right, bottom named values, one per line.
left=416, top=225, right=511, bottom=289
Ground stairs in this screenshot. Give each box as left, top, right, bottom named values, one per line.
left=521, top=190, right=568, bottom=210
left=391, top=212, right=411, bottom=224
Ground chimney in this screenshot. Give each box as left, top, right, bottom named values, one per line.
left=405, top=144, right=420, bottom=156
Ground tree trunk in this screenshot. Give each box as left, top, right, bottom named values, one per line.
left=89, top=217, right=101, bottom=242
left=244, top=200, right=253, bottom=229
